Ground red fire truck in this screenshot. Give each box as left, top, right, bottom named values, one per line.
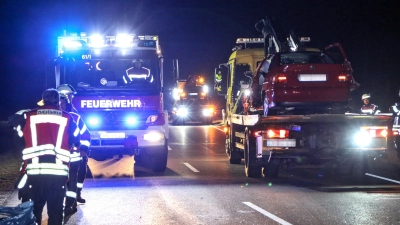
left=46, top=31, right=169, bottom=172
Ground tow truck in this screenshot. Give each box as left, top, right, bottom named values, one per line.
left=215, top=17, right=395, bottom=177
left=46, top=31, right=169, bottom=172
left=171, top=74, right=215, bottom=125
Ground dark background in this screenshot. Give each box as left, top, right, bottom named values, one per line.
left=1, top=0, right=399, bottom=120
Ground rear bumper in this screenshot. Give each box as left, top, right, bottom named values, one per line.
left=268, top=87, right=350, bottom=107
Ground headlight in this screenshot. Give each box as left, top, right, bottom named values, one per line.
left=354, top=131, right=371, bottom=147
left=202, top=107, right=214, bottom=116
left=177, top=107, right=188, bottom=117
left=87, top=116, right=100, bottom=127
left=125, top=116, right=137, bottom=126
left=143, top=132, right=164, bottom=141
left=244, top=89, right=251, bottom=96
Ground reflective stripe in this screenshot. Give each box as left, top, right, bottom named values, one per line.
left=80, top=124, right=87, bottom=135
left=17, top=174, right=28, bottom=189
left=77, top=183, right=83, bottom=188
left=70, top=151, right=82, bottom=162
left=26, top=161, right=69, bottom=176
left=66, top=191, right=77, bottom=198
left=361, top=109, right=373, bottom=114
left=80, top=140, right=90, bottom=147
left=123, top=76, right=128, bottom=84
left=22, top=144, right=70, bottom=162
left=27, top=169, right=69, bottom=176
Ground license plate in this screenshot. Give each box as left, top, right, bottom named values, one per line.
left=265, top=139, right=296, bottom=147
left=298, top=74, right=326, bottom=81
left=100, top=132, right=126, bottom=139
left=189, top=93, right=198, bottom=95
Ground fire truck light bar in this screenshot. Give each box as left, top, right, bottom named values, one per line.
left=58, top=31, right=161, bottom=55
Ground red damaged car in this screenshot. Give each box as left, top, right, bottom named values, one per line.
left=261, top=43, right=358, bottom=115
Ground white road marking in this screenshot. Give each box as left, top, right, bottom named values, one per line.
left=243, top=202, right=293, bottom=225
left=365, top=173, right=400, bottom=184
left=183, top=163, right=199, bottom=172
left=168, top=146, right=172, bottom=150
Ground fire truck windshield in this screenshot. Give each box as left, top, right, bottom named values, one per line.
left=61, top=55, right=160, bottom=91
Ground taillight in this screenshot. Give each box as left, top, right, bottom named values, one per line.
left=338, top=73, right=348, bottom=82
left=361, top=126, right=388, bottom=138
left=254, top=130, right=289, bottom=138
left=276, top=73, right=287, bottom=83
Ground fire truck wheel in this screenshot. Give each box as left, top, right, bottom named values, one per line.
left=151, top=140, right=169, bottom=172
left=244, top=128, right=262, bottom=177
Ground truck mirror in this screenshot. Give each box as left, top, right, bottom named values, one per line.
left=214, top=67, right=228, bottom=95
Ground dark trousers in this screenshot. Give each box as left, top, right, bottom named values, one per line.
left=28, top=175, right=67, bottom=225
left=66, top=160, right=80, bottom=208
left=77, top=156, right=88, bottom=199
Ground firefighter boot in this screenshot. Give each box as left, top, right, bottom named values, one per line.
left=76, top=188, right=86, bottom=204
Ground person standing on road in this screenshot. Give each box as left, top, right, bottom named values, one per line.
left=57, top=84, right=91, bottom=206
left=22, top=88, right=80, bottom=225
left=361, top=93, right=380, bottom=114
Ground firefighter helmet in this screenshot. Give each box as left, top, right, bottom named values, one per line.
left=362, top=93, right=371, bottom=100
left=132, top=59, right=143, bottom=63
left=57, top=84, right=77, bottom=95
left=42, top=88, right=60, bottom=107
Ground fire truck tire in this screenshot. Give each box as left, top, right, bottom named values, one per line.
left=151, top=140, right=169, bottom=172
left=244, top=128, right=262, bottom=177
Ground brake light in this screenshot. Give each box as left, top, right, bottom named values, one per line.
left=277, top=73, right=287, bottom=83
left=338, top=73, right=348, bottom=82
left=361, top=126, right=388, bottom=138
left=266, top=129, right=289, bottom=138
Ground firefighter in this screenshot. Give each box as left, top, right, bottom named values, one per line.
left=22, top=88, right=80, bottom=225
left=60, top=95, right=80, bottom=216
left=390, top=89, right=400, bottom=158
left=124, top=59, right=151, bottom=84
left=57, top=84, right=78, bottom=112
left=391, top=89, right=400, bottom=125
left=361, top=93, right=380, bottom=114
left=57, top=85, right=90, bottom=206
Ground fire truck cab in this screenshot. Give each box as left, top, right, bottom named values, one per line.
left=47, top=32, right=169, bottom=172
left=171, top=75, right=215, bottom=125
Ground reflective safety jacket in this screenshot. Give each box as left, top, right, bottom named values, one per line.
left=361, top=104, right=379, bottom=115
left=22, top=106, right=80, bottom=176
left=69, top=111, right=91, bottom=161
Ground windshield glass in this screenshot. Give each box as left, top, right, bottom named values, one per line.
left=62, top=53, right=160, bottom=91
left=280, top=52, right=335, bottom=64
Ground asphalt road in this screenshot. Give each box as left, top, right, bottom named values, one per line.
left=4, top=122, right=400, bottom=225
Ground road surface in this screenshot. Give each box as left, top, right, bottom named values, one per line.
left=4, top=122, right=400, bottom=225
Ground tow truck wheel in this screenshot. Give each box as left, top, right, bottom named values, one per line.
left=151, top=139, right=168, bottom=172
left=244, top=128, right=262, bottom=177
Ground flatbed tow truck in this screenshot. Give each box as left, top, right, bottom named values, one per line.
left=216, top=17, right=396, bottom=177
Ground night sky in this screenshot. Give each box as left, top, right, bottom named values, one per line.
left=1, top=0, right=399, bottom=120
